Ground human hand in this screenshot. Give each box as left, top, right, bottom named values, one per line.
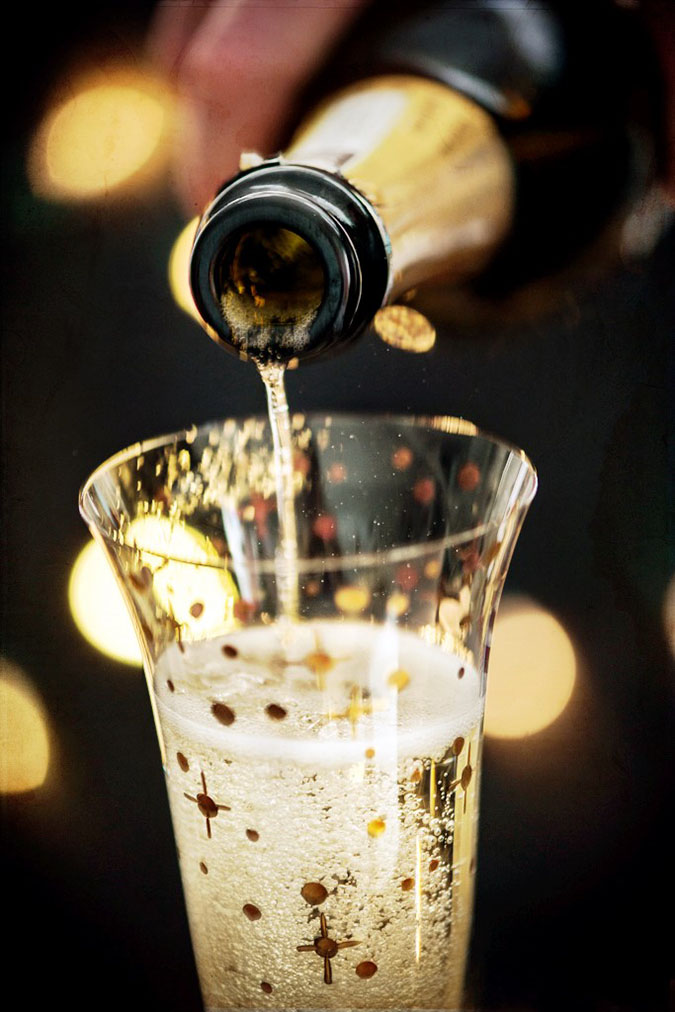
left=147, top=0, right=370, bottom=215
left=148, top=0, right=675, bottom=218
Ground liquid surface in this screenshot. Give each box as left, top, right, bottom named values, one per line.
left=155, top=620, right=482, bottom=1009
left=219, top=226, right=324, bottom=355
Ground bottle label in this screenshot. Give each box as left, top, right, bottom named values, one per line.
left=285, top=87, right=409, bottom=173
left=286, top=75, right=514, bottom=293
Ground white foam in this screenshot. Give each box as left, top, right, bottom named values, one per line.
left=220, top=292, right=317, bottom=352
left=155, top=620, right=482, bottom=765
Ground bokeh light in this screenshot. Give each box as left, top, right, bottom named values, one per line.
left=124, top=515, right=239, bottom=634
left=69, top=540, right=142, bottom=666
left=70, top=522, right=240, bottom=664
left=29, top=67, right=173, bottom=200
left=0, top=658, right=51, bottom=793
left=373, top=304, right=437, bottom=352
left=168, top=217, right=201, bottom=321
left=484, top=595, right=577, bottom=738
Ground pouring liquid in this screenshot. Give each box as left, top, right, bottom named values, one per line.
left=257, top=362, right=300, bottom=621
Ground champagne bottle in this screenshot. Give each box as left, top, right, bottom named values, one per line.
left=189, top=0, right=662, bottom=364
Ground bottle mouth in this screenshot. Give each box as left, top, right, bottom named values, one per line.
left=189, top=162, right=391, bottom=365
left=191, top=188, right=356, bottom=364
left=216, top=224, right=326, bottom=358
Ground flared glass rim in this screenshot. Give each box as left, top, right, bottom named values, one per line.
left=79, top=412, right=537, bottom=571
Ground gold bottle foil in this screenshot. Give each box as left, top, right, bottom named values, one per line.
left=285, top=75, right=515, bottom=297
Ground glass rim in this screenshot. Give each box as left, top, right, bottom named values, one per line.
left=79, top=412, right=538, bottom=570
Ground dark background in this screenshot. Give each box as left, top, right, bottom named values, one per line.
left=1, top=4, right=673, bottom=1011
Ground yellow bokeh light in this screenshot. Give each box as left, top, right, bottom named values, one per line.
left=29, top=69, right=173, bottom=200
left=168, top=217, right=201, bottom=321
left=484, top=596, right=577, bottom=739
left=334, top=585, right=371, bottom=614
left=0, top=658, right=51, bottom=793
left=70, top=522, right=240, bottom=664
left=124, top=516, right=239, bottom=635
left=69, top=540, right=142, bottom=666
left=373, top=305, right=436, bottom=353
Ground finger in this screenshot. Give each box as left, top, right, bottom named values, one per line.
left=145, top=1, right=212, bottom=77
left=170, top=0, right=369, bottom=213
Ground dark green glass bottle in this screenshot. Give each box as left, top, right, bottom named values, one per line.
left=190, top=0, right=661, bottom=364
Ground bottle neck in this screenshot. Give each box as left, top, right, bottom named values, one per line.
left=285, top=75, right=514, bottom=297
left=190, top=75, right=514, bottom=363
left=190, top=161, right=390, bottom=364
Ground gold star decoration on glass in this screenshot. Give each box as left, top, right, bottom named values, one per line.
left=301, top=629, right=353, bottom=690
left=183, top=770, right=230, bottom=838
left=302, top=648, right=336, bottom=690
left=296, top=912, right=360, bottom=984
left=219, top=631, right=346, bottom=691
left=326, top=685, right=388, bottom=737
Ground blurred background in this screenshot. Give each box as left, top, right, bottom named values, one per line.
left=1, top=3, right=673, bottom=1011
